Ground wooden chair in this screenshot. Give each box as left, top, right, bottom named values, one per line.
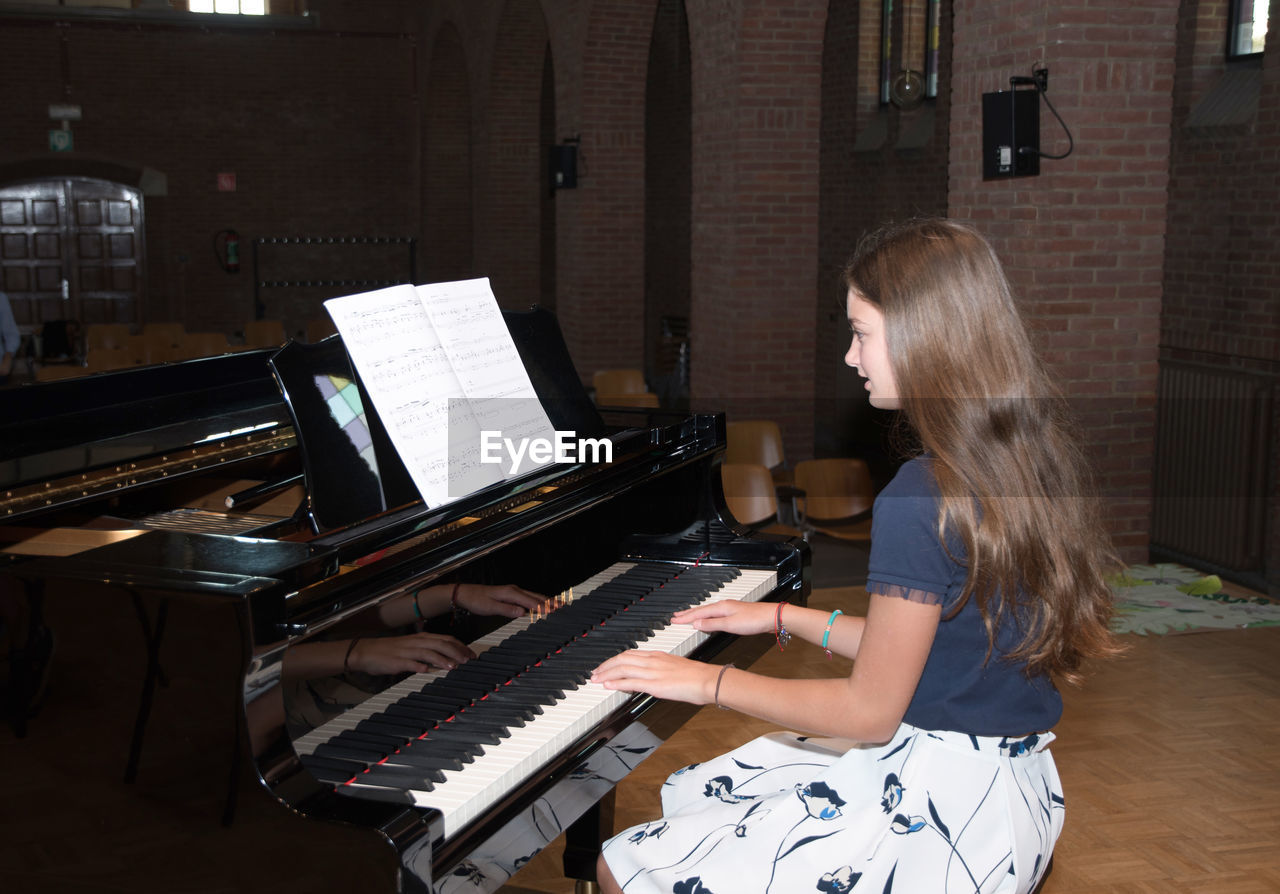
left=176, top=331, right=231, bottom=360
left=793, top=457, right=875, bottom=542
left=719, top=463, right=802, bottom=536
left=243, top=319, right=286, bottom=348
left=726, top=419, right=791, bottom=483
left=305, top=317, right=338, bottom=343
left=137, top=323, right=185, bottom=363
left=85, top=323, right=131, bottom=352
left=592, top=368, right=646, bottom=395
left=85, top=346, right=138, bottom=372
left=141, top=322, right=185, bottom=342
left=35, top=364, right=86, bottom=382
left=596, top=391, right=660, bottom=408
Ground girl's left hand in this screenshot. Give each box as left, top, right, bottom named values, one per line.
left=456, top=584, right=546, bottom=618
left=590, top=650, right=719, bottom=705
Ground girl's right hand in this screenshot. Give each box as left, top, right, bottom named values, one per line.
left=349, top=632, right=476, bottom=675
left=671, top=598, right=778, bottom=637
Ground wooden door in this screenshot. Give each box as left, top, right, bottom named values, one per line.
left=0, top=177, right=145, bottom=328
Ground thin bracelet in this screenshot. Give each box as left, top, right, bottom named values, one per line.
left=714, top=662, right=735, bottom=710
left=822, top=609, right=843, bottom=659
left=412, top=589, right=425, bottom=621
left=774, top=601, right=792, bottom=651
left=343, top=637, right=361, bottom=674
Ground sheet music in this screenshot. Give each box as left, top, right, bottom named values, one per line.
left=418, top=279, right=556, bottom=479
left=324, top=279, right=556, bottom=509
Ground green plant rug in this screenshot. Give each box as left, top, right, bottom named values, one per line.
left=1110, top=563, right=1280, bottom=635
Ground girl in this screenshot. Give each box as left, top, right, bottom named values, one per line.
left=590, top=218, right=1120, bottom=894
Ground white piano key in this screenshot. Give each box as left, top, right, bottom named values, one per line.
left=300, top=561, right=776, bottom=840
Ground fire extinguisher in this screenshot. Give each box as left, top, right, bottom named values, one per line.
left=213, top=229, right=241, bottom=274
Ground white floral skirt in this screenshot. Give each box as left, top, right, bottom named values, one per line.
left=601, top=724, right=1063, bottom=894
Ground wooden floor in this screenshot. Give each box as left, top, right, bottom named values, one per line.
left=501, top=587, right=1280, bottom=894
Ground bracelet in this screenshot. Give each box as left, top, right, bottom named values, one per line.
left=714, top=662, right=735, bottom=710
left=412, top=589, right=424, bottom=621
left=822, top=609, right=843, bottom=659
left=343, top=637, right=361, bottom=674
left=774, top=601, right=792, bottom=651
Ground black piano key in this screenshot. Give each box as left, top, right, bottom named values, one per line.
left=308, top=765, right=361, bottom=786
left=354, top=717, right=425, bottom=740
left=377, top=748, right=467, bottom=773
left=370, top=759, right=448, bottom=785
left=401, top=691, right=471, bottom=713
left=302, top=753, right=370, bottom=775
left=331, top=728, right=407, bottom=750
left=314, top=742, right=387, bottom=764
left=424, top=724, right=503, bottom=746
left=383, top=702, right=453, bottom=725
left=357, top=763, right=441, bottom=791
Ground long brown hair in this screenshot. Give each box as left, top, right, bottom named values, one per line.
left=844, top=218, right=1121, bottom=684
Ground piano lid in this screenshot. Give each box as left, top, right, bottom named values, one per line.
left=0, top=349, right=288, bottom=493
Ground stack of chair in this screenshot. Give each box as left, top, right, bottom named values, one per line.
left=84, top=346, right=137, bottom=372
left=592, top=368, right=659, bottom=408
left=243, top=319, right=287, bottom=349
left=175, top=331, right=231, bottom=360
left=138, top=322, right=186, bottom=363
left=306, top=317, right=338, bottom=343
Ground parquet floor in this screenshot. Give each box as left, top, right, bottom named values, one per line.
left=502, top=586, right=1280, bottom=894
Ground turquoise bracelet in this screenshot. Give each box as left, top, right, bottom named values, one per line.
left=822, top=609, right=843, bottom=659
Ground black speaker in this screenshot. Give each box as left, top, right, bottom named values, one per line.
left=982, top=88, right=1040, bottom=180
left=550, top=143, right=578, bottom=190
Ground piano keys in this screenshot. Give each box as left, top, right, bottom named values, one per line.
left=0, top=308, right=808, bottom=893
left=295, top=562, right=776, bottom=832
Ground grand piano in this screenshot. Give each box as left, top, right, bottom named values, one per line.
left=0, top=308, right=808, bottom=893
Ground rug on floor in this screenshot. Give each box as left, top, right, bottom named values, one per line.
left=1109, top=562, right=1280, bottom=635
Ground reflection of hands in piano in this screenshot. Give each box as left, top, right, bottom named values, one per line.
left=347, top=632, right=477, bottom=675
left=590, top=649, right=723, bottom=707
left=454, top=583, right=547, bottom=619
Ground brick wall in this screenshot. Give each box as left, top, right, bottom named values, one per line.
left=948, top=0, right=1177, bottom=562
left=422, top=24, right=474, bottom=287
left=686, top=0, right=826, bottom=463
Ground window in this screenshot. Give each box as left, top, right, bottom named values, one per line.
left=1229, top=0, right=1268, bottom=57
left=184, top=0, right=305, bottom=14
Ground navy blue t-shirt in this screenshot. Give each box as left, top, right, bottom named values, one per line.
left=866, top=457, right=1062, bottom=736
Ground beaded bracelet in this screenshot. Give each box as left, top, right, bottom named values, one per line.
left=714, top=662, right=735, bottom=710
left=774, top=601, right=792, bottom=651
left=822, top=609, right=843, bottom=659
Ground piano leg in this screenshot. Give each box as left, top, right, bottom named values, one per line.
left=1, top=575, right=49, bottom=738
left=125, top=589, right=169, bottom=785
left=124, top=588, right=247, bottom=827
left=562, top=789, right=614, bottom=891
